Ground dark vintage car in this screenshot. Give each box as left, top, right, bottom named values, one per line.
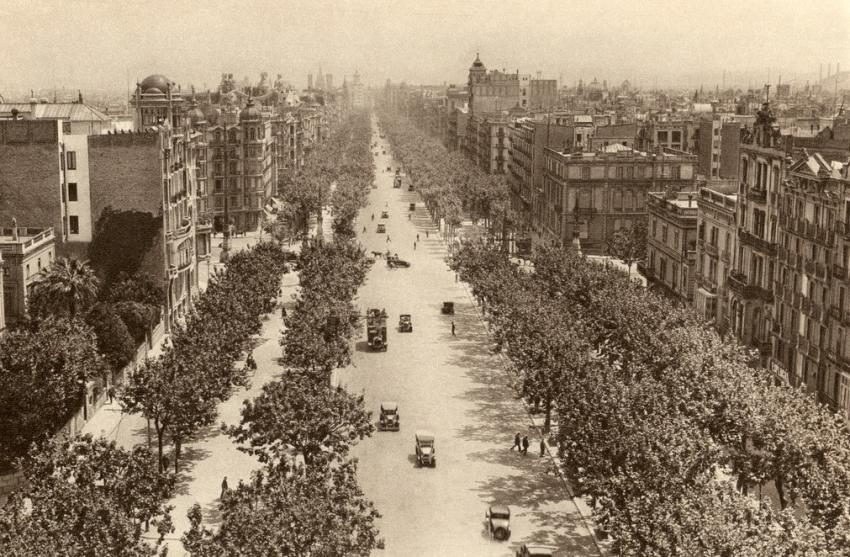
left=387, top=255, right=410, bottom=269
left=399, top=314, right=412, bottom=332
left=381, top=210, right=389, bottom=219
left=415, top=430, right=436, bottom=467
left=377, top=224, right=386, bottom=233
left=409, top=202, right=416, bottom=211
left=516, top=544, right=556, bottom=557
left=486, top=505, right=511, bottom=540
left=408, top=184, right=414, bottom=191
left=441, top=301, right=454, bottom=314
left=378, top=402, right=400, bottom=431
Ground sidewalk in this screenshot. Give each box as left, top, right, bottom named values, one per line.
left=430, top=212, right=610, bottom=556
left=82, top=225, right=302, bottom=555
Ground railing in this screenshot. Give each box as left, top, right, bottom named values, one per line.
left=738, top=229, right=776, bottom=256
left=834, top=264, right=847, bottom=280
left=815, top=262, right=826, bottom=280
left=748, top=188, right=767, bottom=203
left=702, top=242, right=718, bottom=257
left=720, top=250, right=730, bottom=263
left=727, top=270, right=773, bottom=302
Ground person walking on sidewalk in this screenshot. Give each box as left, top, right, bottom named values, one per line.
left=521, top=436, right=529, bottom=455
left=426, top=230, right=429, bottom=239
left=451, top=321, right=456, bottom=336
left=107, top=385, right=115, bottom=404
left=386, top=235, right=391, bottom=243
left=414, top=241, right=416, bottom=251
left=511, top=432, right=521, bottom=451
left=416, top=233, right=420, bottom=242
left=220, top=476, right=229, bottom=499
left=539, top=438, right=546, bottom=457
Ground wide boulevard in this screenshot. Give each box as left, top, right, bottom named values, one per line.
left=334, top=118, right=602, bottom=557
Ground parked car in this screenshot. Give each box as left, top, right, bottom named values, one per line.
left=516, top=544, right=556, bottom=557
left=415, top=430, right=436, bottom=467
left=441, top=301, right=455, bottom=314
left=377, top=224, right=386, bottom=233
left=408, top=184, right=414, bottom=191
left=399, top=314, right=412, bottom=332
left=378, top=402, right=400, bottom=431
left=381, top=210, right=389, bottom=219
left=485, top=505, right=511, bottom=541
left=409, top=203, right=416, bottom=211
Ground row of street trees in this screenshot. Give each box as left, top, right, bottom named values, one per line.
left=378, top=111, right=515, bottom=247
left=182, top=112, right=382, bottom=555
left=449, top=242, right=850, bottom=555
left=121, top=243, right=289, bottom=473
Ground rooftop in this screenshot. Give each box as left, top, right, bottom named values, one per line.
left=0, top=102, right=110, bottom=122
left=0, top=226, right=55, bottom=254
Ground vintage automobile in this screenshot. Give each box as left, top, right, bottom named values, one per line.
left=378, top=402, right=400, bottom=431
left=408, top=183, right=414, bottom=191
left=377, top=224, right=386, bottom=233
left=441, top=301, right=455, bottom=315
left=415, top=430, right=436, bottom=467
left=399, top=314, right=412, bottom=332
left=515, top=544, right=556, bottom=557
left=387, top=255, right=410, bottom=269
left=381, top=210, right=389, bottom=219
left=409, top=202, right=416, bottom=212
left=485, top=505, right=511, bottom=541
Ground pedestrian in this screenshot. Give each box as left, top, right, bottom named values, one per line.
left=386, top=235, right=391, bottom=243
left=107, top=385, right=115, bottom=404
left=281, top=306, right=287, bottom=318
left=220, top=476, right=229, bottom=499
left=417, top=233, right=420, bottom=242
left=161, top=454, right=169, bottom=473
left=414, top=242, right=416, bottom=251
left=363, top=226, right=366, bottom=233
left=371, top=213, right=375, bottom=221
left=451, top=321, right=456, bottom=336
left=512, top=432, right=521, bottom=451
left=426, top=230, right=429, bottom=239
left=522, top=435, right=529, bottom=455
left=540, top=438, right=546, bottom=457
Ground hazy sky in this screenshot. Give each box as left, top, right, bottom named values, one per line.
left=1, top=0, right=848, bottom=96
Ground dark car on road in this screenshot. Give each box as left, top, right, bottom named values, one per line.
left=378, top=402, right=399, bottom=431
left=399, top=314, right=412, bottom=332
left=516, top=544, right=556, bottom=557
left=377, top=224, right=386, bottom=233
left=387, top=255, right=410, bottom=268
left=485, top=505, right=511, bottom=540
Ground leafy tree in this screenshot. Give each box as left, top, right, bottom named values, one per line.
left=112, top=300, right=158, bottom=344
left=0, top=318, right=107, bottom=470
left=606, top=220, right=647, bottom=277
left=86, top=303, right=137, bottom=371
left=88, top=208, right=160, bottom=283
left=182, top=460, right=380, bottom=556
left=227, top=371, right=373, bottom=468
left=0, top=434, right=174, bottom=556
left=29, top=257, right=100, bottom=319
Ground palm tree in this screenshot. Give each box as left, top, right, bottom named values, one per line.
left=32, top=257, right=100, bottom=319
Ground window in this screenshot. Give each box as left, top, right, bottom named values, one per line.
left=67, top=183, right=78, bottom=202
left=62, top=121, right=71, bottom=134
left=616, top=167, right=624, bottom=179
left=581, top=166, right=590, bottom=179
left=69, top=215, right=79, bottom=235
left=672, top=166, right=681, bottom=179
left=662, top=225, right=668, bottom=243
left=613, top=191, right=623, bottom=211
left=66, top=151, right=76, bottom=170
left=672, top=131, right=681, bottom=144
left=673, top=230, right=680, bottom=249
left=658, top=131, right=668, bottom=143
left=652, top=218, right=657, bottom=238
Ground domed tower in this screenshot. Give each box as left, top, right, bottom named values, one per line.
left=468, top=53, right=486, bottom=115
left=131, top=73, right=185, bottom=130
left=187, top=95, right=206, bottom=130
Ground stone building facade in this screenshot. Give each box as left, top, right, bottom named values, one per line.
left=646, top=191, right=699, bottom=301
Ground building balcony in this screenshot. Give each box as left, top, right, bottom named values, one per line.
left=720, top=250, right=731, bottom=263
left=738, top=229, right=776, bottom=257
left=834, top=264, right=847, bottom=281
left=701, top=241, right=718, bottom=257
left=167, top=219, right=192, bottom=241
left=748, top=188, right=767, bottom=203
left=727, top=270, right=773, bottom=302
left=574, top=207, right=595, bottom=214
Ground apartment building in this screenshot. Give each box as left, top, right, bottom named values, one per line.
left=646, top=191, right=699, bottom=301
left=0, top=225, right=55, bottom=328
left=693, top=181, right=738, bottom=325
left=541, top=144, right=697, bottom=254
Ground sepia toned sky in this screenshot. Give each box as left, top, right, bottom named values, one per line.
left=1, top=0, right=848, bottom=96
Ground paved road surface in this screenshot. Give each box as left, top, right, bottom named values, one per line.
left=333, top=118, right=601, bottom=557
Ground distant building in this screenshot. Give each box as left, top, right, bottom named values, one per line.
left=646, top=191, right=699, bottom=301
left=468, top=54, right=520, bottom=114
left=693, top=181, right=738, bottom=324
left=0, top=99, right=113, bottom=135
left=0, top=225, right=55, bottom=328
left=589, top=123, right=637, bottom=151
left=350, top=71, right=367, bottom=109
left=697, top=113, right=752, bottom=179
left=509, top=118, right=574, bottom=231
left=542, top=144, right=697, bottom=254
left=638, top=116, right=695, bottom=153
left=465, top=113, right=511, bottom=174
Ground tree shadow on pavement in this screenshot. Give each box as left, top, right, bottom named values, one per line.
left=172, top=444, right=213, bottom=496
left=523, top=509, right=602, bottom=556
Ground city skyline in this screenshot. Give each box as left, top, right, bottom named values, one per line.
left=1, top=0, right=848, bottom=96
